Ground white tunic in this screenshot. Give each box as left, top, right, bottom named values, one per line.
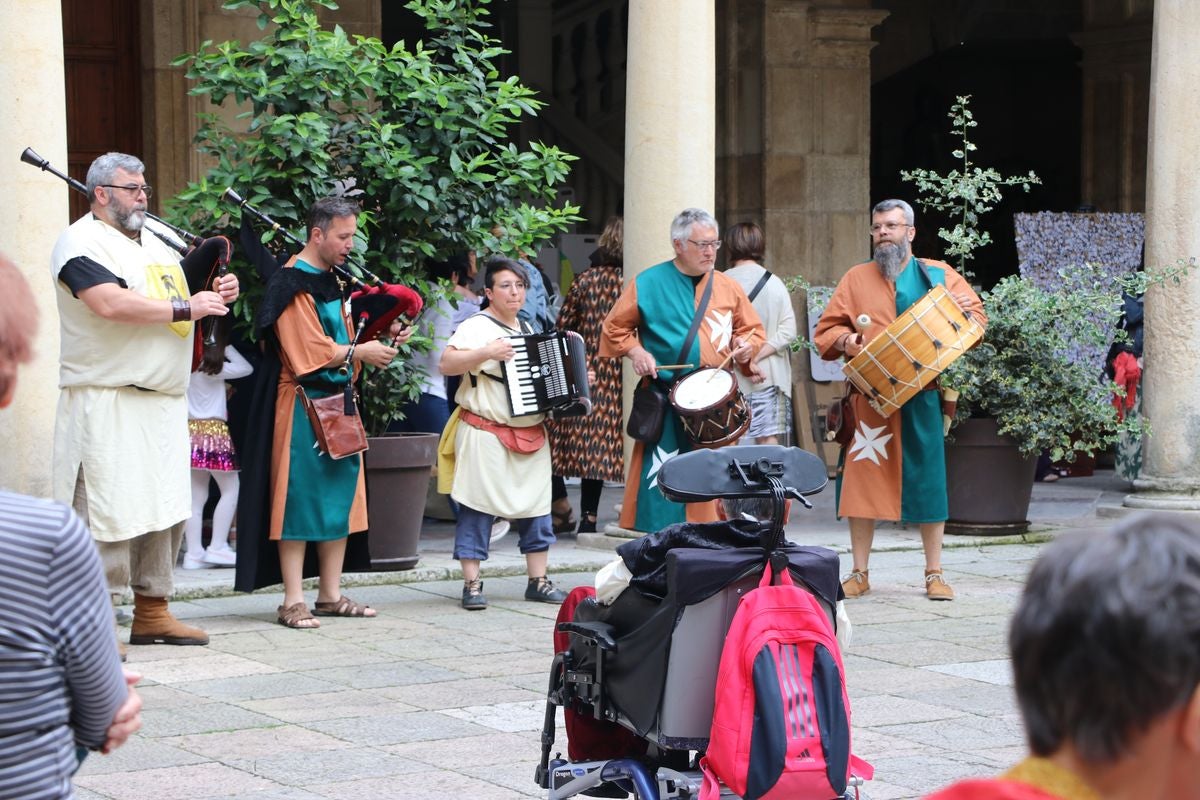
left=187, top=346, right=253, bottom=420
left=50, top=216, right=194, bottom=542
left=447, top=313, right=551, bottom=518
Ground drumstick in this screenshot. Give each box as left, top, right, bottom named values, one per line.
left=707, top=352, right=735, bottom=380
left=849, top=313, right=871, bottom=348
left=655, top=363, right=694, bottom=371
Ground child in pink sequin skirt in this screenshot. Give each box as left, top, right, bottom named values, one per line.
left=184, top=324, right=253, bottom=569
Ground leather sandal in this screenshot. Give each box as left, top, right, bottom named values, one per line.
left=551, top=498, right=576, bottom=534
left=277, top=601, right=319, bottom=629
left=313, top=594, right=376, bottom=617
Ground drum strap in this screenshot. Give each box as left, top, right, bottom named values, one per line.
left=678, top=272, right=715, bottom=366
left=747, top=270, right=773, bottom=303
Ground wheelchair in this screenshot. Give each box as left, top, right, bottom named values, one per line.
left=534, top=445, right=870, bottom=800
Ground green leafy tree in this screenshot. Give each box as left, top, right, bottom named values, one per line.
left=901, top=95, right=1040, bottom=276
left=168, top=0, right=581, bottom=433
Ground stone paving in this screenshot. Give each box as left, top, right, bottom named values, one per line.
left=75, top=471, right=1160, bottom=799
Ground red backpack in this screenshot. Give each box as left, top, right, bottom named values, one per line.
left=700, top=559, right=872, bottom=800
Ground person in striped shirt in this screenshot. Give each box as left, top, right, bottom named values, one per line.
left=0, top=253, right=143, bottom=798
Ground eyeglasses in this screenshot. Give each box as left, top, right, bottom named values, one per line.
left=870, top=222, right=908, bottom=234
left=491, top=281, right=527, bottom=291
left=102, top=184, right=153, bottom=198
left=688, top=239, right=722, bottom=251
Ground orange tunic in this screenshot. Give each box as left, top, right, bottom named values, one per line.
left=813, top=259, right=984, bottom=521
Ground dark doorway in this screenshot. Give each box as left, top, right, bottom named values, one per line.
left=871, top=39, right=1082, bottom=288
left=62, top=0, right=143, bottom=220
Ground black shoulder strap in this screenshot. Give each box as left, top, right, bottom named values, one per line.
left=747, top=269, right=773, bottom=303
left=677, top=273, right=715, bottom=365
left=471, top=311, right=523, bottom=334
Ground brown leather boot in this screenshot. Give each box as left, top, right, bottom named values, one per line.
left=129, top=593, right=209, bottom=645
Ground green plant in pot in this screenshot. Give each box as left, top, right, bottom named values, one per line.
left=900, top=96, right=1193, bottom=530
left=941, top=268, right=1165, bottom=462
left=169, top=0, right=581, bottom=422
left=169, top=0, right=580, bottom=565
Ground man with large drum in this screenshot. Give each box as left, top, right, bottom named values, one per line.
left=814, top=199, right=985, bottom=601
left=601, top=208, right=765, bottom=534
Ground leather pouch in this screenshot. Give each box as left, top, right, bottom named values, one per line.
left=296, top=385, right=369, bottom=460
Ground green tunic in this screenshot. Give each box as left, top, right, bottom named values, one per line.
left=895, top=259, right=948, bottom=522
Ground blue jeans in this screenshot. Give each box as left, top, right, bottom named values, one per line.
left=453, top=504, right=555, bottom=561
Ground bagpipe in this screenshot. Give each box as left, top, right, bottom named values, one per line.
left=222, top=187, right=424, bottom=352
left=22, top=147, right=232, bottom=359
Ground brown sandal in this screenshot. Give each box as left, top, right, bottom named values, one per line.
left=276, top=601, right=320, bottom=629
left=313, top=594, right=375, bottom=618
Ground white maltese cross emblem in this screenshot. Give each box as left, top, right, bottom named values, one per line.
left=705, top=310, right=733, bottom=353
left=849, top=422, right=892, bottom=465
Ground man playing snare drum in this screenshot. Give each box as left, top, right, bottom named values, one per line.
left=814, top=199, right=985, bottom=601
left=601, top=208, right=765, bottom=534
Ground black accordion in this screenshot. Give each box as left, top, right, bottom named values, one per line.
left=501, top=331, right=592, bottom=418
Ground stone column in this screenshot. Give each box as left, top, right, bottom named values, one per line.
left=717, top=1, right=885, bottom=290
left=143, top=1, right=201, bottom=203
left=1127, top=0, right=1200, bottom=509
left=620, top=0, right=716, bottom=469
left=624, top=0, right=716, bottom=273
left=0, top=0, right=69, bottom=497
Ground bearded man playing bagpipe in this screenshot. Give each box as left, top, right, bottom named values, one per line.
left=49, top=152, right=240, bottom=655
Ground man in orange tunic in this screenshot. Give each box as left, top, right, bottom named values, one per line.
left=814, top=200, right=984, bottom=600
left=601, top=208, right=764, bottom=533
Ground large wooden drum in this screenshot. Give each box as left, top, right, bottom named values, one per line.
left=843, top=284, right=984, bottom=417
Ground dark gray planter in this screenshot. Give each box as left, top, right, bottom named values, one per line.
left=945, top=417, right=1038, bottom=535
left=363, top=432, right=438, bottom=570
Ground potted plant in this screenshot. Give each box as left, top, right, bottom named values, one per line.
left=169, top=0, right=581, bottom=565
left=357, top=354, right=439, bottom=570
left=902, top=96, right=1187, bottom=532
left=937, top=268, right=1170, bottom=531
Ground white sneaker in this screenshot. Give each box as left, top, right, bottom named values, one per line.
left=490, top=519, right=511, bottom=543
left=203, top=547, right=237, bottom=567
left=181, top=553, right=209, bottom=570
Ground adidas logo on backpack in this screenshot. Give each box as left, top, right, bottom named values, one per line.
left=699, top=558, right=872, bottom=799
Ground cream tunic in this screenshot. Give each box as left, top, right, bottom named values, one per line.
left=724, top=263, right=796, bottom=397
left=50, top=216, right=193, bottom=542
left=447, top=313, right=551, bottom=518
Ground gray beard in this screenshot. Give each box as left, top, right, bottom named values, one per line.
left=873, top=242, right=907, bottom=281
left=115, top=207, right=146, bottom=233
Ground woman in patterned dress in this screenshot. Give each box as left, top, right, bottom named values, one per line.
left=549, top=217, right=625, bottom=534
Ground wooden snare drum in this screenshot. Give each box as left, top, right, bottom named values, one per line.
left=843, top=284, right=983, bottom=417
left=669, top=367, right=750, bottom=448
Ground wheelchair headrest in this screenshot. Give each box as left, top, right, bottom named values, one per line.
left=656, top=445, right=828, bottom=503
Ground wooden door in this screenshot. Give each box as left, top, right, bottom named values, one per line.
left=62, top=0, right=142, bottom=220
